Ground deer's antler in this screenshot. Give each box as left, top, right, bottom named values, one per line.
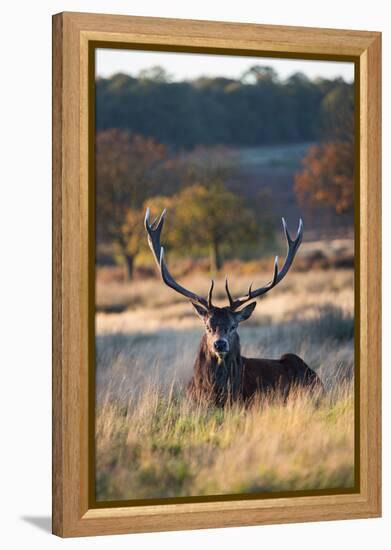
left=145, top=208, right=214, bottom=309
left=225, top=217, right=303, bottom=310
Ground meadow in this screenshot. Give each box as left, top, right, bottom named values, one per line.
left=95, top=251, right=355, bottom=501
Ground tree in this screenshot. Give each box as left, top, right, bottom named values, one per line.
left=138, top=66, right=172, bottom=83
left=96, top=68, right=354, bottom=150
left=241, top=65, right=279, bottom=84
left=167, top=183, right=259, bottom=273
left=294, top=142, right=354, bottom=214
left=96, top=129, right=169, bottom=279
left=294, top=83, right=354, bottom=214
left=321, top=83, right=354, bottom=144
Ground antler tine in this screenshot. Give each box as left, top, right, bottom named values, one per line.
left=225, top=276, right=235, bottom=309
left=228, top=217, right=303, bottom=310
left=150, top=216, right=159, bottom=229
left=145, top=208, right=209, bottom=309
left=145, top=208, right=167, bottom=266
left=207, top=280, right=214, bottom=309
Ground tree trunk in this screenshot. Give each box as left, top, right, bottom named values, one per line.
left=209, top=240, right=222, bottom=273
left=123, top=253, right=135, bottom=281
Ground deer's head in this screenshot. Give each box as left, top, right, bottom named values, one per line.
left=191, top=300, right=256, bottom=361
left=145, top=208, right=303, bottom=361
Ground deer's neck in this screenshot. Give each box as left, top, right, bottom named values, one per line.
left=194, top=334, right=243, bottom=403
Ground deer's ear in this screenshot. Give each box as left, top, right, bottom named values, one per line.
left=235, top=302, right=256, bottom=323
left=191, top=302, right=209, bottom=320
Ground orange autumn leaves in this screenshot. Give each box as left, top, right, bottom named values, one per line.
left=295, top=83, right=354, bottom=215
left=295, top=141, right=354, bottom=214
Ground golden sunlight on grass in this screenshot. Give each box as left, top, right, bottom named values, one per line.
left=95, top=267, right=355, bottom=501
left=96, top=381, right=354, bottom=500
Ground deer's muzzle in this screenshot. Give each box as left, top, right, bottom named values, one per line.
left=214, top=339, right=229, bottom=355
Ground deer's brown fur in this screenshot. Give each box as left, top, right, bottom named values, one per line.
left=186, top=313, right=321, bottom=407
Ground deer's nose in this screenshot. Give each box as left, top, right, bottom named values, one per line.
left=214, top=339, right=228, bottom=353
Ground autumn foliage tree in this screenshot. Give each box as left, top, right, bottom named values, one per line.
left=96, top=129, right=170, bottom=279
left=294, top=142, right=354, bottom=214
left=294, top=83, right=354, bottom=215
left=148, top=183, right=259, bottom=273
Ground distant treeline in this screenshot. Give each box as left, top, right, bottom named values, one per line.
left=96, top=65, right=353, bottom=150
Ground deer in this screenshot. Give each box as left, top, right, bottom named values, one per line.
left=145, top=208, right=322, bottom=407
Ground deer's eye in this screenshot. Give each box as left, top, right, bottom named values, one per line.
left=230, top=326, right=236, bottom=332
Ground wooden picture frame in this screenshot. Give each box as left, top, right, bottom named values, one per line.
left=52, top=11, right=381, bottom=537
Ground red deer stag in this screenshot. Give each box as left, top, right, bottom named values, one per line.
left=145, top=208, right=322, bottom=406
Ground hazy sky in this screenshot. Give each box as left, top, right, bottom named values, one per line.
left=96, top=48, right=354, bottom=82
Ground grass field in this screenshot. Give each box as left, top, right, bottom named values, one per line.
left=95, top=263, right=355, bottom=502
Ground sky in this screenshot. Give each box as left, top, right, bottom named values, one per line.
left=96, top=48, right=354, bottom=82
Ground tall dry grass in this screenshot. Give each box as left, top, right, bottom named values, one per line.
left=96, top=381, right=354, bottom=500
left=95, top=267, right=355, bottom=501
